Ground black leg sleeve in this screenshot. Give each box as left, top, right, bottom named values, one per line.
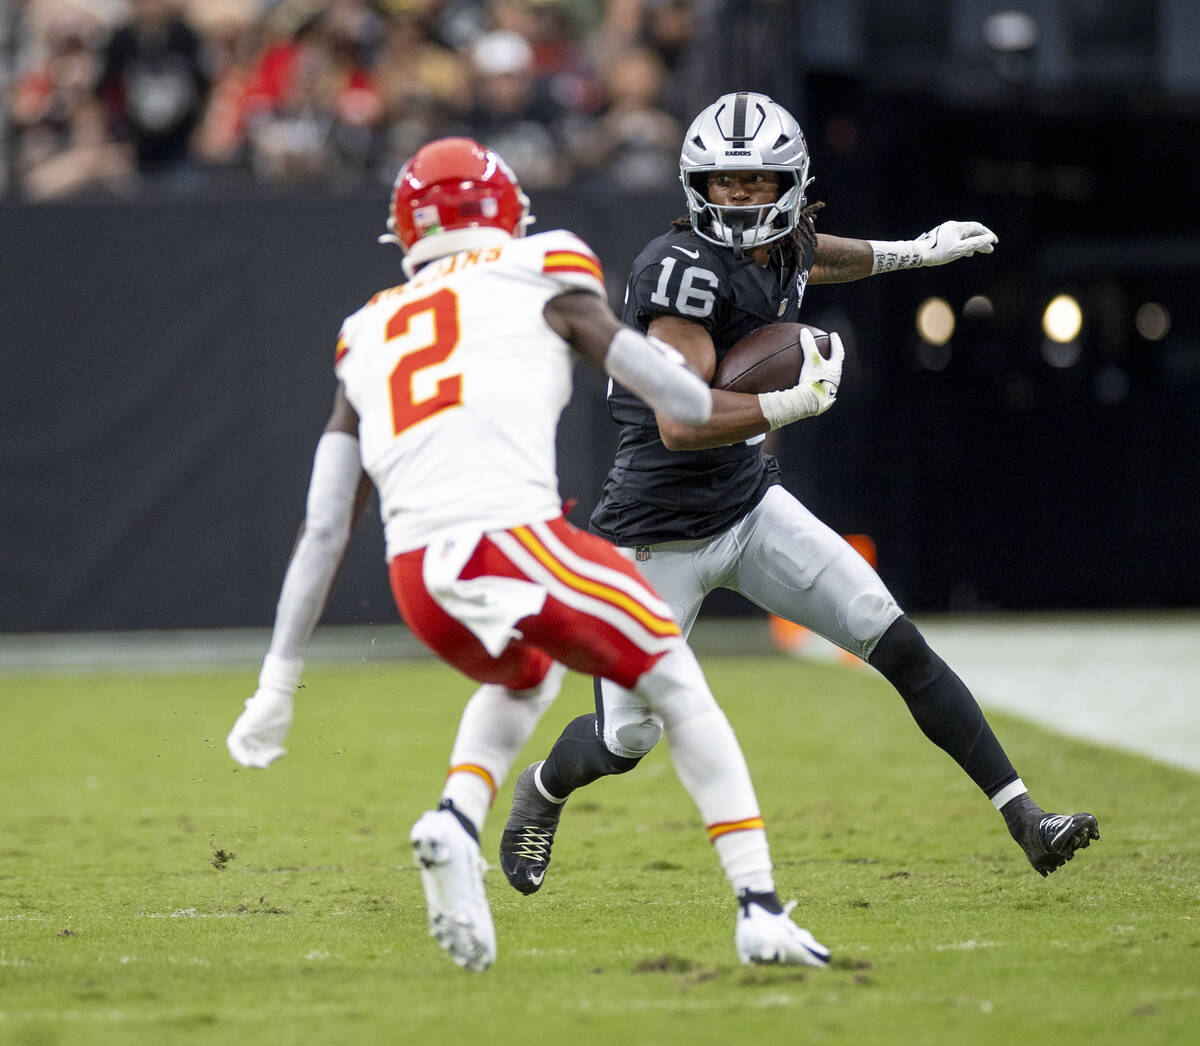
left=537, top=713, right=642, bottom=799
left=868, top=616, right=1020, bottom=800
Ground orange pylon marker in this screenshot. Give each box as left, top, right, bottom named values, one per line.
left=768, top=534, right=877, bottom=667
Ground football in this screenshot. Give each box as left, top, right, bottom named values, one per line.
left=714, top=323, right=831, bottom=394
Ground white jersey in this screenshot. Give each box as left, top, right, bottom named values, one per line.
left=335, top=229, right=606, bottom=557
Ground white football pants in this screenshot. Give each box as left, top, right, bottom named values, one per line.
left=598, top=484, right=904, bottom=758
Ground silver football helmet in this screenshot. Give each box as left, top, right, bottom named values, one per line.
left=679, top=92, right=811, bottom=252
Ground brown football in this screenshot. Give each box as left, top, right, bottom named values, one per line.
left=714, top=323, right=831, bottom=393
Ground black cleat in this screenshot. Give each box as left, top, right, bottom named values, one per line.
left=499, top=762, right=563, bottom=895
left=1022, top=812, right=1100, bottom=877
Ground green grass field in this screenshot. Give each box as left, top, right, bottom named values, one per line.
left=1, top=654, right=1197, bottom=1045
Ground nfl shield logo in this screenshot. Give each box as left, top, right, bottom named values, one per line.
left=635, top=546, right=651, bottom=562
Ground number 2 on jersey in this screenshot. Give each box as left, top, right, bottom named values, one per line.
left=386, top=288, right=462, bottom=435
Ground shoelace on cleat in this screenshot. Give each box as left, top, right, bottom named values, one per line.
left=511, top=825, right=553, bottom=862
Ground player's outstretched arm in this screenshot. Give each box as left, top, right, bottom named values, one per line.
left=810, top=221, right=997, bottom=284
left=869, top=219, right=997, bottom=273
left=544, top=290, right=712, bottom=426
left=227, top=386, right=370, bottom=769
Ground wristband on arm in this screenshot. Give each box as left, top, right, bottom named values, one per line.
left=867, top=239, right=925, bottom=274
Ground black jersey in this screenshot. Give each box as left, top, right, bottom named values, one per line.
left=589, top=224, right=815, bottom=545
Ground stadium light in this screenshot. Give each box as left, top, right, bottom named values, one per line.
left=916, top=297, right=955, bottom=345
left=962, top=294, right=995, bottom=319
left=1135, top=302, right=1171, bottom=341
left=983, top=11, right=1039, bottom=52
left=1042, top=294, right=1083, bottom=343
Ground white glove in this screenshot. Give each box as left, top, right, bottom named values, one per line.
left=869, top=220, right=997, bottom=273
left=915, top=220, right=997, bottom=266
left=226, top=654, right=300, bottom=768
left=757, top=328, right=845, bottom=429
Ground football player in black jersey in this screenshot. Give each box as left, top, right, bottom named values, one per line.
left=500, top=92, right=1099, bottom=916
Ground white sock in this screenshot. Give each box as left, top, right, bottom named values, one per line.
left=441, top=770, right=493, bottom=833
left=441, top=665, right=566, bottom=829
left=713, top=829, right=775, bottom=896
left=635, top=645, right=773, bottom=897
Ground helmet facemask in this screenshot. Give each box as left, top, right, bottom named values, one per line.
left=682, top=170, right=805, bottom=255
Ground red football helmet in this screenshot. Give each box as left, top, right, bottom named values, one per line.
left=381, top=138, right=531, bottom=258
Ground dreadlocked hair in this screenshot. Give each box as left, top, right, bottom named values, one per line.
left=671, top=198, right=825, bottom=268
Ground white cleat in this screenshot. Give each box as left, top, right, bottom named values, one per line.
left=736, top=899, right=831, bottom=967
left=410, top=808, right=496, bottom=972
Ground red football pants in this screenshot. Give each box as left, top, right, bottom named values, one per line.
left=390, top=515, right=680, bottom=692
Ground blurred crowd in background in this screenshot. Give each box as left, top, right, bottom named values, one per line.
left=4, top=0, right=1194, bottom=202
left=0, top=0, right=738, bottom=199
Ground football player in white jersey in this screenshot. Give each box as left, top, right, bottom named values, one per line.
left=499, top=92, right=1099, bottom=898
left=227, top=137, right=835, bottom=971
